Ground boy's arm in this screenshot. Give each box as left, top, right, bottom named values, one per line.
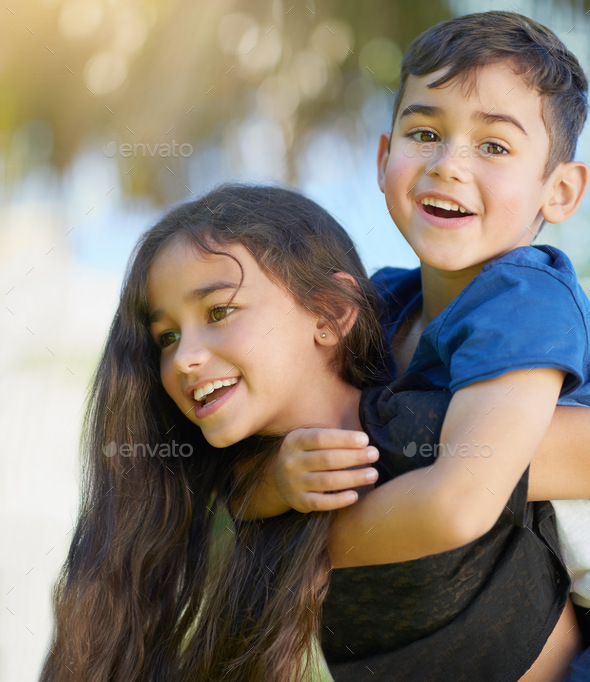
left=238, top=388, right=590, bottom=521
left=329, top=367, right=565, bottom=567
left=529, top=404, right=590, bottom=500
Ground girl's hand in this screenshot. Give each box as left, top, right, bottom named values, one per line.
left=275, top=428, right=379, bottom=513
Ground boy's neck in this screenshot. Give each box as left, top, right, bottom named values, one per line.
left=419, top=260, right=488, bottom=323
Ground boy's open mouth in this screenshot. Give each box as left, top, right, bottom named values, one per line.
left=194, top=378, right=239, bottom=406
left=421, top=197, right=473, bottom=219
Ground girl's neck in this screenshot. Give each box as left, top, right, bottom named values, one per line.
left=310, top=379, right=363, bottom=431
left=260, top=374, right=363, bottom=437
left=339, top=383, right=364, bottom=431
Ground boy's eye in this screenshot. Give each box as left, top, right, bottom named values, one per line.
left=479, top=142, right=507, bottom=155
left=158, top=331, right=180, bottom=348
left=208, top=306, right=236, bottom=323
left=409, top=129, right=438, bottom=143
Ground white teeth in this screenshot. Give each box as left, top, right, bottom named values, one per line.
left=194, top=384, right=213, bottom=402
left=421, top=197, right=469, bottom=214
left=194, top=377, right=238, bottom=402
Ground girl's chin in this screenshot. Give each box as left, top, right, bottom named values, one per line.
left=201, top=429, right=243, bottom=449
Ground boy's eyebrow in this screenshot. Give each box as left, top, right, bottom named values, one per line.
left=474, top=110, right=527, bottom=135
left=398, top=104, right=441, bottom=120
left=148, top=281, right=239, bottom=324
left=399, top=103, right=527, bottom=136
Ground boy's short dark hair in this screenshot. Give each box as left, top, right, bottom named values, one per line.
left=392, top=11, right=588, bottom=177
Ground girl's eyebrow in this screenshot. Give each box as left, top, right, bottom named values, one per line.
left=183, top=281, right=240, bottom=302
left=149, top=281, right=239, bottom=324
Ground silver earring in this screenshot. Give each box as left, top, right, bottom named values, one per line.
left=320, top=332, right=326, bottom=338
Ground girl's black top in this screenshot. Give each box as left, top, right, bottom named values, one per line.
left=321, top=376, right=570, bottom=682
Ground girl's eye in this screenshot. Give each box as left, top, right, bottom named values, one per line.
left=158, top=331, right=180, bottom=348
left=479, top=141, right=508, bottom=155
left=208, top=306, right=236, bottom=323
left=409, top=129, right=439, bottom=143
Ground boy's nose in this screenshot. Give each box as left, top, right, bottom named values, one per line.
left=173, top=334, right=213, bottom=374
left=426, top=141, right=471, bottom=183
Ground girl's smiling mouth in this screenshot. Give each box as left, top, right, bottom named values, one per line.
left=191, top=377, right=241, bottom=419
left=193, top=377, right=239, bottom=404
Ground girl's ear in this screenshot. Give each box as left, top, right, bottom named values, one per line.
left=316, top=272, right=360, bottom=344
left=541, top=161, right=588, bottom=224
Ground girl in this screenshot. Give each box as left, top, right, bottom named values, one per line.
left=40, top=184, right=384, bottom=682
left=41, top=184, right=588, bottom=682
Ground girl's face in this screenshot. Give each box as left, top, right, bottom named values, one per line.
left=147, top=236, right=349, bottom=447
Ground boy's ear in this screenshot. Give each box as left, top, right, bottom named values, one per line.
left=541, top=161, right=588, bottom=224
left=316, top=272, right=360, bottom=344
left=377, top=132, right=391, bottom=193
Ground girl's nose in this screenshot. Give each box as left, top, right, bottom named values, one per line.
left=172, top=334, right=212, bottom=374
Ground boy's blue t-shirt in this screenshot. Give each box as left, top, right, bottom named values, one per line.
left=372, top=245, right=590, bottom=406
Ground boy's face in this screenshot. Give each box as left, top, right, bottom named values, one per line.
left=378, top=62, right=558, bottom=274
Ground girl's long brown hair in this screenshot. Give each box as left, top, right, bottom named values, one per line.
left=40, top=185, right=384, bottom=681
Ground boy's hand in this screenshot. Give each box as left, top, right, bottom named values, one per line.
left=275, top=428, right=379, bottom=513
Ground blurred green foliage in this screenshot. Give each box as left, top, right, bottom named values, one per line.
left=0, top=0, right=453, bottom=201
left=2, top=0, right=589, bottom=207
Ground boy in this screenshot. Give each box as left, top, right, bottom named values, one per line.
left=248, top=11, right=590, bottom=679
left=362, top=10, right=590, bottom=677
left=373, top=5, right=590, bottom=611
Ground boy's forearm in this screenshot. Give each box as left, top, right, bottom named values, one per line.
left=432, top=370, right=560, bottom=525
left=329, top=466, right=473, bottom=567
left=235, top=484, right=291, bottom=520
left=238, top=480, right=292, bottom=519
left=529, top=405, right=590, bottom=500
left=232, top=458, right=291, bottom=520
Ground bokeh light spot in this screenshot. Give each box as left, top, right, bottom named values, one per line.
left=84, top=51, right=128, bottom=95
left=58, top=0, right=104, bottom=40
left=359, top=38, right=402, bottom=84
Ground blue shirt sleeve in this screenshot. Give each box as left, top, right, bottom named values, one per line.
left=371, top=266, right=422, bottom=380
left=419, top=247, right=590, bottom=396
